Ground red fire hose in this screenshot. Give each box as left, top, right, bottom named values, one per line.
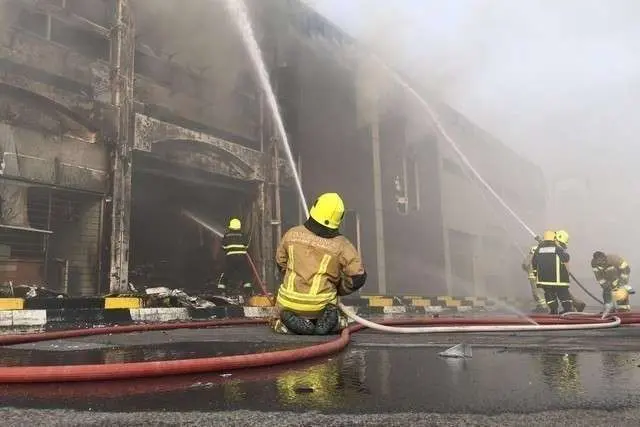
left=0, top=314, right=637, bottom=383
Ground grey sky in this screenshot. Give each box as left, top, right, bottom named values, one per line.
left=311, top=0, right=640, bottom=276
left=312, top=0, right=640, bottom=171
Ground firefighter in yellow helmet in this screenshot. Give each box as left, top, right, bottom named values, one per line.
left=219, top=217, right=252, bottom=300
left=273, top=193, right=367, bottom=335
left=522, top=245, right=548, bottom=313
left=554, top=230, right=586, bottom=312
left=591, top=251, right=634, bottom=312
left=531, top=230, right=573, bottom=314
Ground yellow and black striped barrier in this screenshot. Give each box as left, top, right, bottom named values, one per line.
left=0, top=296, right=143, bottom=311
left=344, top=295, right=525, bottom=310
left=0, top=294, right=526, bottom=311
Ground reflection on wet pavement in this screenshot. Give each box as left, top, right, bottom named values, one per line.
left=0, top=342, right=304, bottom=366
left=1, top=347, right=640, bottom=414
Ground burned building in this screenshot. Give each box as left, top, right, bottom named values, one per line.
left=0, top=0, right=271, bottom=295
left=0, top=0, right=546, bottom=299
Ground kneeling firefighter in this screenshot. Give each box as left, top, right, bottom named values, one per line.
left=591, top=251, right=634, bottom=312
left=532, top=230, right=573, bottom=314
left=273, top=193, right=367, bottom=335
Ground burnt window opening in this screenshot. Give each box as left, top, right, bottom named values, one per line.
left=0, top=182, right=102, bottom=293
left=66, top=0, right=110, bottom=28
left=16, top=10, right=50, bottom=39
left=395, top=151, right=421, bottom=215
left=15, top=10, right=109, bottom=61
left=135, top=50, right=206, bottom=99
left=50, top=18, right=109, bottom=61
left=235, top=70, right=260, bottom=127
left=406, top=154, right=420, bottom=212
left=135, top=50, right=173, bottom=87
left=394, top=174, right=408, bottom=215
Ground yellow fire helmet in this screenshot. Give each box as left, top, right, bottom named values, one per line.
left=555, top=230, right=570, bottom=246
left=309, top=193, right=345, bottom=230
left=229, top=218, right=242, bottom=231
left=542, top=230, right=556, bottom=241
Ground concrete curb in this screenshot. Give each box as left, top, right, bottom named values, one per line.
left=0, top=297, right=143, bottom=311
left=344, top=295, right=526, bottom=309
left=0, top=295, right=530, bottom=329
left=0, top=295, right=527, bottom=311
left=0, top=304, right=522, bottom=329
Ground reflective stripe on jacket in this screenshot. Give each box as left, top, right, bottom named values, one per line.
left=222, top=231, right=248, bottom=256
left=275, top=225, right=364, bottom=317
left=531, top=241, right=570, bottom=286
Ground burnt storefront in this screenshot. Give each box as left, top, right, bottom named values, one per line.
left=127, top=115, right=266, bottom=293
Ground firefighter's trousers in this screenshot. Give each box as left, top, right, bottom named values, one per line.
left=529, top=277, right=547, bottom=311
left=221, top=254, right=252, bottom=296
left=275, top=304, right=346, bottom=335
left=540, top=284, right=573, bottom=315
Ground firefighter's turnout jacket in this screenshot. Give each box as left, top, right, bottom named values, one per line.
left=275, top=222, right=365, bottom=317
left=592, top=254, right=630, bottom=287
left=531, top=240, right=570, bottom=286
left=221, top=230, right=248, bottom=256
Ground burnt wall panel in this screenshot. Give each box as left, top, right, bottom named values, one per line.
left=378, top=112, right=447, bottom=296
left=415, top=133, right=447, bottom=295
left=0, top=123, right=108, bottom=192
left=0, top=29, right=111, bottom=101
left=280, top=44, right=378, bottom=291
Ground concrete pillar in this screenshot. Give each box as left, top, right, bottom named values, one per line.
left=436, top=138, right=453, bottom=295
left=369, top=103, right=388, bottom=295
left=107, top=0, right=135, bottom=294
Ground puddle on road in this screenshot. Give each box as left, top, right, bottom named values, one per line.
left=2, top=348, right=640, bottom=414
left=0, top=342, right=302, bottom=367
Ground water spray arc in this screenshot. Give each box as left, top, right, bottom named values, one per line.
left=370, top=57, right=537, bottom=239
left=223, top=0, right=309, bottom=218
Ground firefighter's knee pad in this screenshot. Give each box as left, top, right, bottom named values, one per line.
left=314, top=304, right=339, bottom=335
left=280, top=310, right=315, bottom=335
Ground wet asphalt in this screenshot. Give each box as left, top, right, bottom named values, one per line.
left=1, top=321, right=640, bottom=425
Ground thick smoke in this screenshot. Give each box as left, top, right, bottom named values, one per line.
left=314, top=0, right=640, bottom=291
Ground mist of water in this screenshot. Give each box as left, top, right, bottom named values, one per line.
left=223, top=0, right=309, bottom=218
left=427, top=267, right=538, bottom=325
left=225, top=0, right=541, bottom=322
left=182, top=210, right=224, bottom=237
left=370, top=56, right=538, bottom=240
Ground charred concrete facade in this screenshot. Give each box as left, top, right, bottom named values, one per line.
left=0, top=0, right=274, bottom=295
left=0, top=0, right=546, bottom=298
